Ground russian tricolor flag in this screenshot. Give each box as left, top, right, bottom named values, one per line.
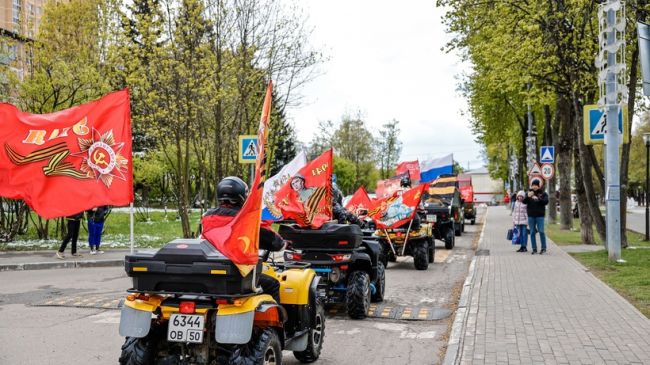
left=420, top=154, right=454, bottom=183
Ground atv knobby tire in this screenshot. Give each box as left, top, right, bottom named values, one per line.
left=428, top=238, right=435, bottom=263
left=471, top=219, right=476, bottom=225
left=413, top=243, right=429, bottom=270
left=371, top=262, right=386, bottom=302
left=445, top=228, right=455, bottom=250
left=346, top=271, right=371, bottom=319
left=229, top=327, right=282, bottom=365
left=455, top=222, right=462, bottom=237
left=293, top=301, right=325, bottom=363
left=119, top=335, right=156, bottom=365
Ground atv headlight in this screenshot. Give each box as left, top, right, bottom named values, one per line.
left=329, top=267, right=341, bottom=283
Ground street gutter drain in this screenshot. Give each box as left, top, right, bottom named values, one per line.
left=475, top=249, right=490, bottom=256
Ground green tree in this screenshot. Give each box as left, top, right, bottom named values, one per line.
left=376, top=119, right=402, bottom=179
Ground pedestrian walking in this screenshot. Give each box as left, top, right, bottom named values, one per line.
left=56, top=212, right=84, bottom=259
left=512, top=191, right=528, bottom=252
left=524, top=181, right=549, bottom=255
left=87, top=206, right=109, bottom=254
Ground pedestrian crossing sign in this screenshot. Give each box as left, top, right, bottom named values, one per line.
left=239, top=135, right=258, bottom=163
left=540, top=146, right=554, bottom=163
left=583, top=105, right=629, bottom=145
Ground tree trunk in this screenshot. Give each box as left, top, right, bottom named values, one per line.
left=544, top=104, right=557, bottom=224
left=573, top=96, right=607, bottom=242
left=574, top=135, right=595, bottom=244
left=557, top=96, right=573, bottom=230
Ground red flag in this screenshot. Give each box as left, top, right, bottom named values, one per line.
left=396, top=160, right=421, bottom=182
left=368, top=184, right=427, bottom=229
left=0, top=90, right=133, bottom=219
left=202, top=82, right=273, bottom=276
left=275, top=149, right=333, bottom=228
left=375, top=172, right=407, bottom=198
left=345, top=186, right=372, bottom=216
left=460, top=185, right=474, bottom=203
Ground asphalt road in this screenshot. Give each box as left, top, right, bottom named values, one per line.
left=0, top=212, right=482, bottom=365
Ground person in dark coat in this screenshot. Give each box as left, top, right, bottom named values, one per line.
left=56, top=212, right=84, bottom=259
left=87, top=206, right=109, bottom=255
left=524, top=181, right=549, bottom=255
left=202, top=176, right=285, bottom=303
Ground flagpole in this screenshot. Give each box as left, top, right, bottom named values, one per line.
left=130, top=201, right=134, bottom=254
left=401, top=219, right=414, bottom=256
left=384, top=229, right=397, bottom=256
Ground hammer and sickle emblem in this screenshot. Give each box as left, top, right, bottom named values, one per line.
left=92, top=149, right=108, bottom=167
left=237, top=236, right=252, bottom=252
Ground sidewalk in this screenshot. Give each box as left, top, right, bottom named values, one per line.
left=449, top=206, right=650, bottom=364
left=0, top=249, right=131, bottom=271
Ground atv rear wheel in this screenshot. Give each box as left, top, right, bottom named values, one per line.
left=455, top=222, right=462, bottom=237
left=471, top=219, right=476, bottom=225
left=119, top=335, right=156, bottom=365
left=371, top=262, right=386, bottom=302
left=428, top=238, right=435, bottom=263
left=229, top=327, right=282, bottom=365
left=346, top=271, right=371, bottom=319
left=413, top=243, right=429, bottom=270
left=293, top=301, right=325, bottom=363
left=444, top=228, right=455, bottom=249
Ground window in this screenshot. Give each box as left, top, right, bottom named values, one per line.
left=13, top=0, right=22, bottom=25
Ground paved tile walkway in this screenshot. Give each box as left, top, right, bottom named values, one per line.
left=457, top=207, right=650, bottom=364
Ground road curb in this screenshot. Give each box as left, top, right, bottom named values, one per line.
left=0, top=259, right=124, bottom=272
left=443, top=209, right=488, bottom=365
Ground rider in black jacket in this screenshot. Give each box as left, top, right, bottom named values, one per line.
left=203, top=177, right=284, bottom=302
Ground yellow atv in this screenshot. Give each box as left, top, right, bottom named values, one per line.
left=118, top=239, right=324, bottom=365
left=375, top=223, right=434, bottom=270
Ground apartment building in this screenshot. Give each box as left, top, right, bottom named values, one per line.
left=0, top=0, right=46, bottom=81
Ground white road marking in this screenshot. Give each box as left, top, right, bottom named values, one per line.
left=334, top=327, right=361, bottom=335
left=400, top=330, right=437, bottom=340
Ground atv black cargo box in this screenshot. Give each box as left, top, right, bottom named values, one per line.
left=279, top=223, right=362, bottom=251
left=124, top=239, right=260, bottom=296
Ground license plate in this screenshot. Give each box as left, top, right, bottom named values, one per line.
left=167, top=314, right=205, bottom=343
left=427, top=214, right=437, bottom=222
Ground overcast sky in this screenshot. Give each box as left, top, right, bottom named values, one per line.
left=286, top=0, right=484, bottom=171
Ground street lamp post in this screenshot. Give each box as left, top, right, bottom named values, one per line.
left=643, top=133, right=650, bottom=241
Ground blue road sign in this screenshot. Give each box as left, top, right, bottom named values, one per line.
left=540, top=146, right=555, bottom=164
left=238, top=135, right=258, bottom=163
left=583, top=105, right=629, bottom=145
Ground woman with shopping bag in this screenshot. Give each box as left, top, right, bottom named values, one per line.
left=512, top=191, right=528, bottom=252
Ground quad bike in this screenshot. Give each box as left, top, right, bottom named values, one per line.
left=374, top=222, right=434, bottom=270
left=118, top=239, right=324, bottom=365
left=280, top=223, right=385, bottom=320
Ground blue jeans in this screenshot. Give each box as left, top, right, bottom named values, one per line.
left=516, top=224, right=528, bottom=248
left=88, top=220, right=104, bottom=249
left=528, top=217, right=546, bottom=251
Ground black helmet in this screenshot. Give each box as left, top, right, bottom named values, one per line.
left=217, top=176, right=249, bottom=206
left=400, top=175, right=411, bottom=188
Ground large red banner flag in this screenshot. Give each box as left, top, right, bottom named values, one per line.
left=368, top=184, right=427, bottom=229
left=202, top=81, right=273, bottom=276
left=275, top=149, right=333, bottom=229
left=345, top=186, right=372, bottom=216
left=396, top=160, right=421, bottom=182
left=0, top=90, right=133, bottom=219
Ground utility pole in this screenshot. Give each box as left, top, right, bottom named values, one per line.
left=526, top=84, right=537, bottom=172
left=598, top=0, right=626, bottom=262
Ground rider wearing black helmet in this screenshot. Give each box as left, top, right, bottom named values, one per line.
left=396, top=173, right=420, bottom=230
left=400, top=174, right=411, bottom=189
left=332, top=182, right=363, bottom=227
left=203, top=176, right=284, bottom=303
